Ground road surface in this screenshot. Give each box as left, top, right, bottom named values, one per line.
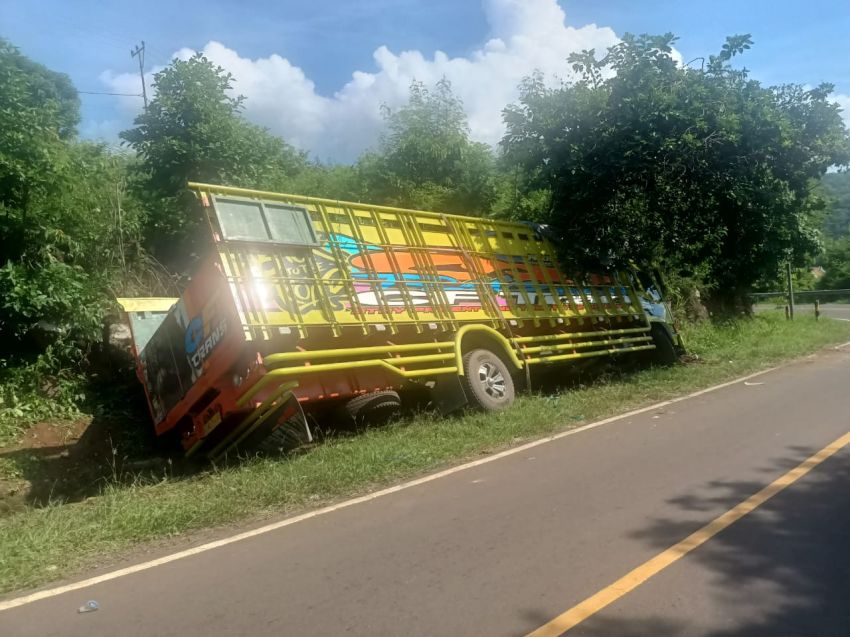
left=757, top=301, right=850, bottom=321
left=816, top=303, right=850, bottom=321
left=3, top=344, right=850, bottom=636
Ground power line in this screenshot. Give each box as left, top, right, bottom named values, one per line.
left=130, top=41, right=148, bottom=109
left=78, top=91, right=144, bottom=97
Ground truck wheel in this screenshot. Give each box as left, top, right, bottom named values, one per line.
left=345, top=390, right=401, bottom=423
left=257, top=419, right=310, bottom=454
left=648, top=324, right=679, bottom=365
left=462, top=348, right=516, bottom=411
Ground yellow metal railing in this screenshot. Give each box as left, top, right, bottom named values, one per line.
left=203, top=381, right=299, bottom=459
left=188, top=182, right=649, bottom=340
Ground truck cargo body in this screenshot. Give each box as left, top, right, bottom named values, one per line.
left=119, top=183, right=680, bottom=458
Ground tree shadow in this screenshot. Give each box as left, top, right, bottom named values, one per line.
left=0, top=374, right=205, bottom=509
left=534, top=445, right=850, bottom=636
left=0, top=381, right=426, bottom=510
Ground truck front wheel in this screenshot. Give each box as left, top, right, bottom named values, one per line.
left=648, top=323, right=679, bottom=365
left=461, top=348, right=516, bottom=412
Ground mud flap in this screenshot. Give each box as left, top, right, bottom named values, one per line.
left=211, top=392, right=312, bottom=460
left=429, top=374, right=469, bottom=415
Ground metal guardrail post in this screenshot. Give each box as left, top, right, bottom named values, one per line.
left=815, top=299, right=820, bottom=321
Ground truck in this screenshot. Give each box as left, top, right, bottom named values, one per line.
left=118, top=182, right=682, bottom=459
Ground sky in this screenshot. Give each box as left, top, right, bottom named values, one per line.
left=3, top=0, right=850, bottom=163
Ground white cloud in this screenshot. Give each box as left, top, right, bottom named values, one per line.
left=96, top=0, right=624, bottom=161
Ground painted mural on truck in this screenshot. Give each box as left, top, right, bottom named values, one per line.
left=220, top=232, right=654, bottom=329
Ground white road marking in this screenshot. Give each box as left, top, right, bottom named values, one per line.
left=2, top=343, right=850, bottom=612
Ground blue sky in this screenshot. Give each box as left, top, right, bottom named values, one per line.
left=2, top=0, right=849, bottom=161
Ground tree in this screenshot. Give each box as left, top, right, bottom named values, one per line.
left=0, top=41, right=155, bottom=365
left=121, top=54, right=306, bottom=270
left=284, top=161, right=362, bottom=201
left=502, top=34, right=850, bottom=314
left=817, top=236, right=850, bottom=290
left=819, top=171, right=850, bottom=238
left=359, top=79, right=496, bottom=214
left=0, top=38, right=78, bottom=216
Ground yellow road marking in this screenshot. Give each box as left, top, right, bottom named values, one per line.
left=526, top=428, right=850, bottom=637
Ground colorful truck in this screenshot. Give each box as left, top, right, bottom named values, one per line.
left=118, top=182, right=682, bottom=459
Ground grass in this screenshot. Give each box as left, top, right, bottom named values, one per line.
left=0, top=361, right=87, bottom=446
left=1, top=312, right=849, bottom=594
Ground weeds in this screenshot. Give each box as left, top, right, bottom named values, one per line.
left=0, top=355, right=87, bottom=445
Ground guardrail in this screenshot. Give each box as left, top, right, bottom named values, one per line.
left=752, top=289, right=850, bottom=302
left=751, top=289, right=850, bottom=320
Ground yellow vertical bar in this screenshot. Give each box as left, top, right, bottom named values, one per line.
left=314, top=203, right=368, bottom=333
left=362, top=208, right=398, bottom=328
left=392, top=212, right=425, bottom=331
left=332, top=205, right=378, bottom=333
left=234, top=248, right=269, bottom=340
left=528, top=238, right=573, bottom=319
left=217, top=245, right=253, bottom=340
left=447, top=217, right=503, bottom=323
left=481, top=220, right=538, bottom=327
left=368, top=208, right=421, bottom=328
left=404, top=214, right=456, bottom=329
left=271, top=251, right=306, bottom=330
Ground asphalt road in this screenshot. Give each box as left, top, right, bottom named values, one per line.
left=816, top=303, right=850, bottom=321
left=3, top=345, right=850, bottom=636
left=757, top=301, right=850, bottom=321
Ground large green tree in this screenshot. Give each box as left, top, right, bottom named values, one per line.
left=502, top=34, right=850, bottom=314
left=0, top=38, right=78, bottom=216
left=121, top=54, right=307, bottom=270
left=359, top=79, right=496, bottom=215
left=0, top=41, right=151, bottom=364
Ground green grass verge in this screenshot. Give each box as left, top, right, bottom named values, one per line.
left=2, top=313, right=849, bottom=594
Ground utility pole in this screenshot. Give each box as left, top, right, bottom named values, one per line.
left=130, top=41, right=148, bottom=110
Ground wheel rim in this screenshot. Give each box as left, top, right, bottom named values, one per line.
left=477, top=361, right=506, bottom=399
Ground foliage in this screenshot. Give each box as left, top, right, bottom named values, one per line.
left=0, top=38, right=77, bottom=214
left=0, top=40, right=155, bottom=390
left=0, top=356, right=87, bottom=444
left=120, top=54, right=307, bottom=271
left=817, top=235, right=850, bottom=289
left=0, top=141, right=153, bottom=360
left=283, top=162, right=362, bottom=201
left=502, top=34, right=850, bottom=314
left=490, top=162, right=551, bottom=220
left=819, top=171, right=850, bottom=238
left=359, top=79, right=496, bottom=214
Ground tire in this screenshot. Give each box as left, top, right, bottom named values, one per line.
left=256, top=418, right=311, bottom=454
left=648, top=323, right=679, bottom=365
left=245, top=398, right=312, bottom=455
left=461, top=348, right=516, bottom=411
left=345, top=390, right=402, bottom=423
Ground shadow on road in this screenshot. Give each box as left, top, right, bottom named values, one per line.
left=532, top=445, right=850, bottom=636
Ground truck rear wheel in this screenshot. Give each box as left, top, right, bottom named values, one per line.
left=461, top=348, right=516, bottom=412
left=345, top=390, right=402, bottom=423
